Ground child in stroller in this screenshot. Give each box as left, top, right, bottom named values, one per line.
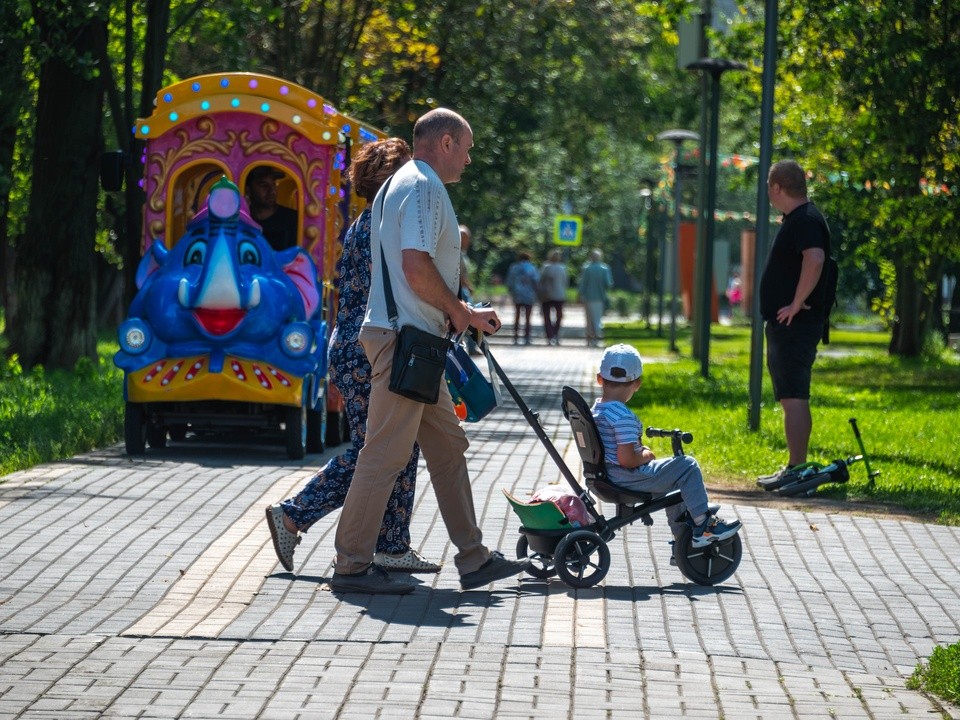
left=592, top=344, right=741, bottom=549
left=478, top=327, right=743, bottom=588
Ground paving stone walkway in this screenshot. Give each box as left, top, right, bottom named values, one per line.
left=1, top=310, right=958, bottom=718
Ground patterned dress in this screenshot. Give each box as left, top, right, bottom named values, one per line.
left=280, top=209, right=419, bottom=553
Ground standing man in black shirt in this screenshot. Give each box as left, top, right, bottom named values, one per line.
left=759, top=160, right=829, bottom=483
left=245, top=165, right=299, bottom=251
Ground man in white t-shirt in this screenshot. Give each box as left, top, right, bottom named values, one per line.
left=331, top=108, right=530, bottom=595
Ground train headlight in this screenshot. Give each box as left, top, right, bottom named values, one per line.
left=119, top=319, right=152, bottom=355
left=281, top=323, right=313, bottom=358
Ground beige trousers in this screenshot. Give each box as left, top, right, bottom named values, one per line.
left=333, top=327, right=490, bottom=575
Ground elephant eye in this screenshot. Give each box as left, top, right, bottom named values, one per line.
left=185, top=239, right=207, bottom=265
left=238, top=240, right=261, bottom=266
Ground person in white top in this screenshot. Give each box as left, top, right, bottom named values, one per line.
left=330, top=108, right=530, bottom=595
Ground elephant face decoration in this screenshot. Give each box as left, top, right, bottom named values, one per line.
left=115, top=177, right=323, bottom=379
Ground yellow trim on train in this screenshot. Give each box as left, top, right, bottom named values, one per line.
left=126, top=355, right=304, bottom=407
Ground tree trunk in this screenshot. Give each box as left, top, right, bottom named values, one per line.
left=9, top=6, right=106, bottom=370
left=118, top=0, right=170, bottom=309
left=0, top=2, right=28, bottom=327
left=950, top=264, right=960, bottom=334
left=889, top=262, right=923, bottom=357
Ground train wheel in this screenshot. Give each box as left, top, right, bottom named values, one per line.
left=325, top=409, right=348, bottom=447
left=124, top=403, right=146, bottom=455
left=285, top=404, right=306, bottom=460
left=306, top=404, right=326, bottom=454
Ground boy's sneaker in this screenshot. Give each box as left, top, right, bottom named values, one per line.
left=690, top=516, right=741, bottom=548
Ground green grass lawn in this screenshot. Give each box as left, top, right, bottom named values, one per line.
left=2, top=322, right=959, bottom=525
left=0, top=338, right=125, bottom=477
left=603, top=322, right=960, bottom=525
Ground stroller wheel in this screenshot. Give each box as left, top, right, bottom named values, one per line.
left=554, top=530, right=610, bottom=589
left=516, top=535, right=557, bottom=579
left=674, top=526, right=742, bottom=586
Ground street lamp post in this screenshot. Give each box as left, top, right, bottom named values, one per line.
left=639, top=180, right=655, bottom=328
left=749, top=0, right=780, bottom=431
left=656, top=129, right=700, bottom=352
left=686, top=57, right=746, bottom=378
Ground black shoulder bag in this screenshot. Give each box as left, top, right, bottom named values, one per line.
left=377, top=177, right=451, bottom=404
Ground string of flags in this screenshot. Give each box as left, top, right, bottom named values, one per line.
left=678, top=204, right=756, bottom=222
left=651, top=152, right=953, bottom=225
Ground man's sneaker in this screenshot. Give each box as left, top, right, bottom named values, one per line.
left=757, top=466, right=803, bottom=491
left=690, top=516, right=742, bottom=548
left=265, top=504, right=300, bottom=572
left=374, top=549, right=442, bottom=574
left=331, top=564, right=415, bottom=595
left=460, top=551, right=530, bottom=590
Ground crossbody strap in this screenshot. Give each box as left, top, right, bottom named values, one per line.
left=375, top=175, right=399, bottom=329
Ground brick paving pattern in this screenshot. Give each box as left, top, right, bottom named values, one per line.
left=1, top=309, right=958, bottom=718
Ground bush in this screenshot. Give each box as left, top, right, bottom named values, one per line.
left=0, top=340, right=124, bottom=478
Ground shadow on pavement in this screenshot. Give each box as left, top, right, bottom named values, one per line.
left=514, top=579, right=742, bottom=601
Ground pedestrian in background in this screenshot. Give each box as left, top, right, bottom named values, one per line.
left=760, top=159, right=829, bottom=485
left=505, top=251, right=540, bottom=345
left=539, top=249, right=569, bottom=345
left=578, top=248, right=613, bottom=347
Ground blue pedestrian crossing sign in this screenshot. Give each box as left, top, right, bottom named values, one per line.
left=553, top=215, right=583, bottom=246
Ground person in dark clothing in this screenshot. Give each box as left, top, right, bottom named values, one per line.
left=759, top=159, right=830, bottom=483
left=245, top=165, right=299, bottom=250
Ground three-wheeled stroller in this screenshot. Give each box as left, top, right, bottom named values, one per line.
left=479, top=343, right=743, bottom=589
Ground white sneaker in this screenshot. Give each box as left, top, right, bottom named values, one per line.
left=265, top=504, right=300, bottom=572
left=373, top=549, right=442, bottom=574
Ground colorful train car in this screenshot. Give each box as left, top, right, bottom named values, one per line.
left=113, top=72, right=384, bottom=458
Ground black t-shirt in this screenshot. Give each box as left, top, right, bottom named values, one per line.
left=759, top=201, right=830, bottom=322
left=257, top=205, right=299, bottom=251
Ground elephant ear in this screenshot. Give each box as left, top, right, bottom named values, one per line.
left=279, top=248, right=321, bottom=318
left=135, top=239, right=169, bottom=289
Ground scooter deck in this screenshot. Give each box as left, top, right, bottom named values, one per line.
left=771, top=460, right=850, bottom=498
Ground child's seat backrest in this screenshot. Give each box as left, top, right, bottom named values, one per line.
left=561, top=386, right=607, bottom=483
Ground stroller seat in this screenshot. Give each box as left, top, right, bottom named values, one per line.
left=587, top=477, right=654, bottom=505
left=560, top=386, right=655, bottom=505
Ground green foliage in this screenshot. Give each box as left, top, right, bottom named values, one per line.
left=603, top=322, right=960, bottom=524
left=714, top=0, right=960, bottom=356
left=0, top=340, right=123, bottom=478
left=7, top=0, right=959, bottom=370
left=908, top=641, right=960, bottom=705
